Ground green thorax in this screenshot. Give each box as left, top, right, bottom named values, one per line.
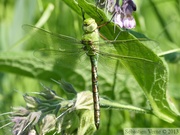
left=81, top=18, right=99, bottom=56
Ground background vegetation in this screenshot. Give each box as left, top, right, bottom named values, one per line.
left=0, top=0, right=180, bottom=134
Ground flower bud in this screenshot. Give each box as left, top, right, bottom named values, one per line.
left=40, top=114, right=56, bottom=134
left=23, top=94, right=40, bottom=108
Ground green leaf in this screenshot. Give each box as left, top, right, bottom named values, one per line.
left=1, top=0, right=179, bottom=128
left=0, top=51, right=85, bottom=89
left=0, top=52, right=59, bottom=80
left=62, top=0, right=180, bottom=126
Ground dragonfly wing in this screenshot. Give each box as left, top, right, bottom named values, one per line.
left=34, top=48, right=90, bottom=69
left=22, top=24, right=83, bottom=51
left=98, top=38, right=160, bottom=54
left=23, top=24, right=91, bottom=69
left=98, top=51, right=160, bottom=75
left=98, top=54, right=128, bottom=75
left=99, top=36, right=167, bottom=92
left=94, top=37, right=161, bottom=77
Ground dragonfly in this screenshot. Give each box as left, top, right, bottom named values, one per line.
left=23, top=18, right=158, bottom=129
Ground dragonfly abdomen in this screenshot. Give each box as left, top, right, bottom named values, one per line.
left=90, top=56, right=100, bottom=129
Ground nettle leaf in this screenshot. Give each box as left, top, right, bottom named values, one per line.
left=62, top=0, right=180, bottom=125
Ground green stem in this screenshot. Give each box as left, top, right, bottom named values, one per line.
left=100, top=98, right=152, bottom=114
left=107, top=60, right=119, bottom=133
left=149, top=0, right=174, bottom=42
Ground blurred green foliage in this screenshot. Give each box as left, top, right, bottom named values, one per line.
left=0, top=0, right=180, bottom=134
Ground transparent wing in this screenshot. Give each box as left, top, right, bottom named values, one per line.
left=96, top=35, right=165, bottom=94
left=23, top=24, right=161, bottom=77
left=98, top=38, right=160, bottom=54
left=98, top=51, right=159, bottom=74
left=90, top=37, right=151, bottom=73
left=23, top=24, right=91, bottom=69
left=22, top=24, right=83, bottom=51
left=34, top=48, right=91, bottom=69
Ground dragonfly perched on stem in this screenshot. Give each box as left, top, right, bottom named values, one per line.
left=23, top=18, right=160, bottom=129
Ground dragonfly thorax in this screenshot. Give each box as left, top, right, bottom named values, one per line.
left=82, top=31, right=99, bottom=56
left=81, top=19, right=99, bottom=56
left=81, top=30, right=99, bottom=44
left=83, top=18, right=98, bottom=33
left=83, top=44, right=99, bottom=56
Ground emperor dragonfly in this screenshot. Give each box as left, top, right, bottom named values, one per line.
left=23, top=18, right=159, bottom=129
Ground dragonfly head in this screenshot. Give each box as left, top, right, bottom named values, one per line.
left=83, top=18, right=98, bottom=33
